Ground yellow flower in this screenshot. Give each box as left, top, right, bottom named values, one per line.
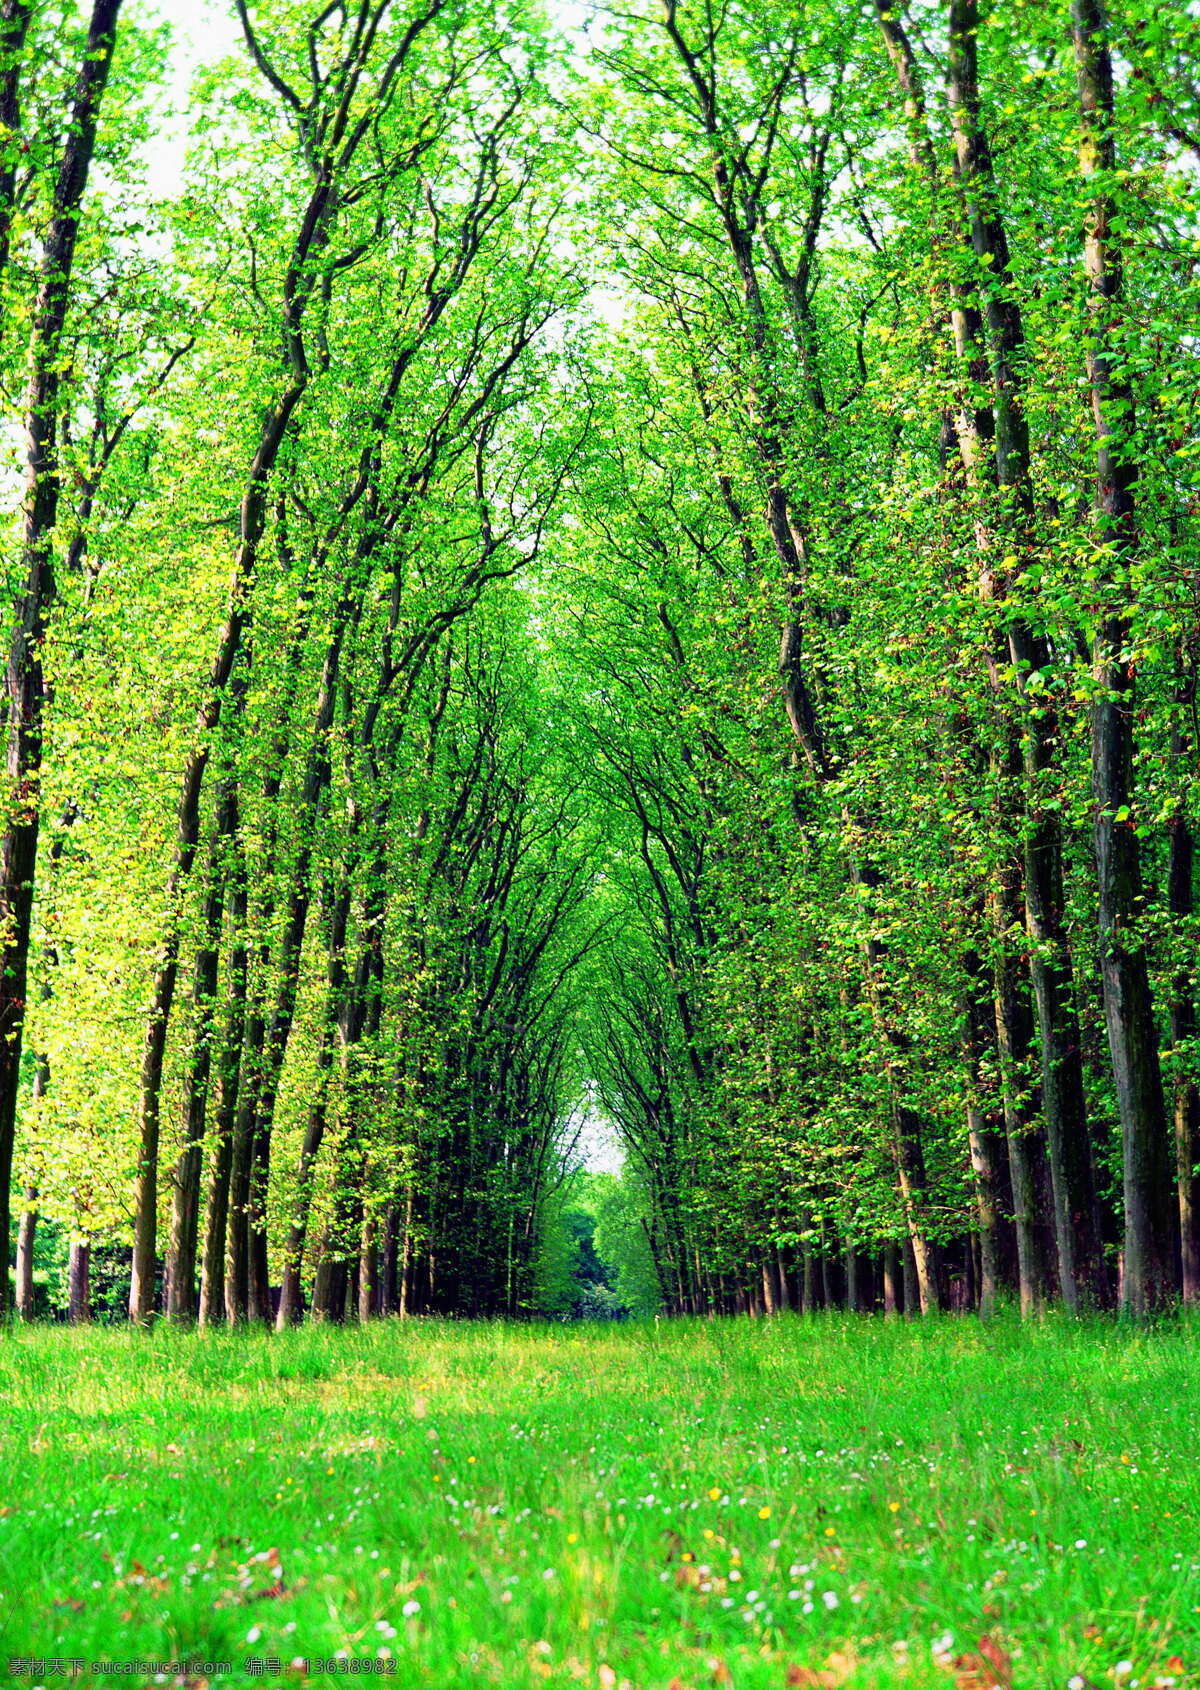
left=567, top=1532, right=578, bottom=1544
left=757, top=1506, right=771, bottom=1520
left=888, top=1501, right=901, bottom=1513
left=708, top=1487, right=721, bottom=1501
left=824, top=1526, right=836, bottom=1538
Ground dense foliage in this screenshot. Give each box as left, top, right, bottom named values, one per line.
left=2, top=0, right=1199, bottom=1322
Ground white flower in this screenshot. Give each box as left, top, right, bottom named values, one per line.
left=1114, top=1666, right=1134, bottom=1680
left=402, top=1599, right=421, bottom=1617
left=822, top=1591, right=839, bottom=1610
left=245, top=1627, right=262, bottom=1644
left=1074, top=1538, right=1087, bottom=1549
left=542, top=1567, right=556, bottom=1580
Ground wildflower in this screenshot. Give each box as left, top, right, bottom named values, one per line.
left=822, top=1591, right=839, bottom=1610
left=757, top=1506, right=770, bottom=1519
left=245, top=1627, right=262, bottom=1645
left=402, top=1600, right=421, bottom=1618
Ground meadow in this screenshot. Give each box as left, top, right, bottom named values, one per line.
left=0, top=1316, right=1196, bottom=1690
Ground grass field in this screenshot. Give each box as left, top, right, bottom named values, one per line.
left=0, top=1316, right=1197, bottom=1690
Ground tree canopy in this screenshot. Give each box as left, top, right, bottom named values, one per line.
left=3, top=0, right=1200, bottom=1323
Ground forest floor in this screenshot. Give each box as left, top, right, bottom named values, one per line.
left=0, top=1316, right=1196, bottom=1690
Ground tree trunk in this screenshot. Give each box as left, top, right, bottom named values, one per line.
left=359, top=1214, right=378, bottom=1321
left=166, top=785, right=232, bottom=1321
left=947, top=0, right=1104, bottom=1310
left=14, top=1185, right=36, bottom=1319
left=844, top=1247, right=859, bottom=1314
left=198, top=831, right=246, bottom=1328
left=68, top=1238, right=90, bottom=1324
left=990, top=863, right=1047, bottom=1316
left=882, top=1240, right=899, bottom=1317
left=0, top=1, right=32, bottom=280
left=275, top=876, right=348, bottom=1333
left=0, top=0, right=123, bottom=1320
left=962, top=948, right=1005, bottom=1318
left=1168, top=668, right=1200, bottom=1305
left=1072, top=0, right=1176, bottom=1315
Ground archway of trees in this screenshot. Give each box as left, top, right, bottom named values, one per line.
left=3, top=0, right=1200, bottom=1324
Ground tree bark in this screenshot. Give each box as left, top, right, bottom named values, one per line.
left=0, top=1, right=32, bottom=281
left=165, top=782, right=233, bottom=1320
left=961, top=943, right=1008, bottom=1316
left=198, top=828, right=246, bottom=1327
left=1071, top=0, right=1176, bottom=1315
left=1168, top=653, right=1200, bottom=1304
left=14, top=1183, right=36, bottom=1318
left=68, top=1237, right=90, bottom=1324
left=0, top=0, right=123, bottom=1320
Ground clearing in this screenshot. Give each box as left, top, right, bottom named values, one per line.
left=0, top=1317, right=1196, bottom=1689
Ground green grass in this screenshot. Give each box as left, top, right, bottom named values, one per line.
left=0, top=1315, right=1197, bottom=1690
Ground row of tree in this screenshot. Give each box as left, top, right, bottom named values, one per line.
left=567, top=0, right=1200, bottom=1318
left=2, top=0, right=1199, bottom=1323
left=2, top=0, right=600, bottom=1323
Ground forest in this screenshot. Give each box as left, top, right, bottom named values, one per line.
left=3, top=0, right=1200, bottom=1331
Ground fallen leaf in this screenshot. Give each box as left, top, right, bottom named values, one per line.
left=977, top=1637, right=1012, bottom=1686
left=949, top=1637, right=1011, bottom=1690
left=250, top=1578, right=288, bottom=1602
left=785, top=1657, right=854, bottom=1689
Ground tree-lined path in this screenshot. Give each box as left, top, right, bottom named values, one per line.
left=3, top=0, right=1200, bottom=1326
